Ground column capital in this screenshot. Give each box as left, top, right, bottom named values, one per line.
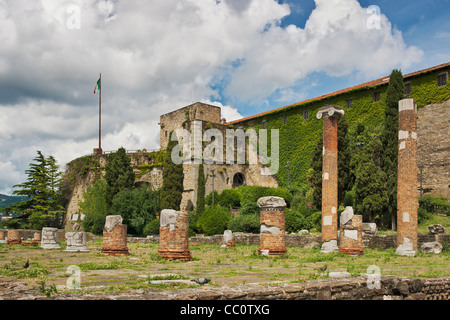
left=257, top=196, right=286, bottom=209
left=316, top=105, right=345, bottom=119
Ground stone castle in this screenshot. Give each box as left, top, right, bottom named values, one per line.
left=64, top=62, right=450, bottom=224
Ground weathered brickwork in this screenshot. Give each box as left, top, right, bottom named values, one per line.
left=7, top=230, right=21, bottom=245
left=397, top=99, right=419, bottom=253
left=258, top=197, right=287, bottom=256
left=158, top=210, right=192, bottom=261
left=101, top=216, right=129, bottom=256
left=316, top=106, right=345, bottom=247
left=339, top=215, right=364, bottom=256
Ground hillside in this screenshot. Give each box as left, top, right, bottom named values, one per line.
left=0, top=194, right=28, bottom=213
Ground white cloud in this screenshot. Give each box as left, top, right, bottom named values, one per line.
left=0, top=0, right=424, bottom=193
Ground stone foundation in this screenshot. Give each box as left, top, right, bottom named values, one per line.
left=101, top=216, right=129, bottom=256
left=158, top=210, right=192, bottom=261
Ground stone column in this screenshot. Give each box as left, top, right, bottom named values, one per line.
left=101, top=215, right=129, bottom=255
left=396, top=99, right=418, bottom=256
left=41, top=227, right=60, bottom=249
left=158, top=209, right=192, bottom=261
left=257, top=196, right=287, bottom=256
left=7, top=230, right=21, bottom=245
left=222, top=230, right=235, bottom=248
left=316, top=105, right=345, bottom=253
left=65, top=232, right=90, bottom=252
left=338, top=207, right=364, bottom=256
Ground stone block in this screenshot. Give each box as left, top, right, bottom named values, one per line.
left=40, top=228, right=60, bottom=249
left=65, top=232, right=90, bottom=252
left=428, top=224, right=445, bottom=235
left=420, top=241, right=442, bottom=254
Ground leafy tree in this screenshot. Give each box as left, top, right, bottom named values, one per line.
left=218, top=188, right=241, bottom=209
left=160, top=132, right=184, bottom=210
left=196, top=163, right=206, bottom=215
left=381, top=69, right=405, bottom=230
left=310, top=133, right=323, bottom=210
left=197, top=206, right=231, bottom=236
left=110, top=186, right=160, bottom=235
left=80, top=179, right=109, bottom=235
left=104, top=147, right=135, bottom=206
left=8, top=151, right=64, bottom=229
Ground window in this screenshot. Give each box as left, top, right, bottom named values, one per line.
left=283, top=115, right=287, bottom=124
left=261, top=119, right=266, bottom=129
left=346, top=98, right=352, bottom=109
left=438, top=72, right=448, bottom=87
left=405, top=82, right=412, bottom=97
left=374, top=91, right=381, bottom=102
left=303, top=110, right=309, bottom=120
left=165, top=130, right=168, bottom=138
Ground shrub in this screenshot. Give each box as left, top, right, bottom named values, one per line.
left=419, top=195, right=450, bottom=216
left=205, top=191, right=220, bottom=207
left=143, top=218, right=160, bottom=236
left=196, top=206, right=231, bottom=236
left=240, top=202, right=260, bottom=215
left=218, top=188, right=241, bottom=209
left=228, top=214, right=260, bottom=233
left=285, top=208, right=315, bottom=233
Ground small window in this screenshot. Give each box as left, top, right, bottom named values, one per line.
left=438, top=72, right=448, bottom=87
left=374, top=91, right=381, bottom=102
left=165, top=130, right=168, bottom=138
left=346, top=98, right=352, bottom=109
left=283, top=115, right=287, bottom=125
left=303, top=110, right=309, bottom=120
left=405, top=82, right=412, bottom=97
left=261, top=119, right=266, bottom=129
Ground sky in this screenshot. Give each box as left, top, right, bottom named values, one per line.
left=0, top=0, right=449, bottom=195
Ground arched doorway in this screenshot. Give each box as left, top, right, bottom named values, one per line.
left=232, top=172, right=245, bottom=188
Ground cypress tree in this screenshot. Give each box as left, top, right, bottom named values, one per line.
left=160, top=132, right=184, bottom=210
left=381, top=69, right=405, bottom=230
left=104, top=147, right=135, bottom=206
left=310, top=133, right=323, bottom=210
left=196, top=163, right=206, bottom=215
left=337, top=116, right=353, bottom=204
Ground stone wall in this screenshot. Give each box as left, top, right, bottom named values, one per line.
left=417, top=99, right=450, bottom=200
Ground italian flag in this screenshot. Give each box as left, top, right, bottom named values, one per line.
left=94, top=78, right=101, bottom=94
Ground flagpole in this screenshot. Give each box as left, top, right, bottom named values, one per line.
left=99, top=73, right=102, bottom=153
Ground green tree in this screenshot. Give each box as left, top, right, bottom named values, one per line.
left=310, top=133, right=323, bottom=210
left=160, top=132, right=184, bottom=210
left=196, top=163, right=206, bottom=215
left=337, top=117, right=353, bottom=204
left=104, top=147, right=135, bottom=206
left=80, top=179, right=109, bottom=235
left=110, top=186, right=160, bottom=236
left=197, top=206, right=231, bottom=236
left=8, top=151, right=64, bottom=229
left=381, top=69, right=405, bottom=230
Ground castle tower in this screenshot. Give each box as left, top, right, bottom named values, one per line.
left=316, top=105, right=345, bottom=253
left=396, top=99, right=418, bottom=256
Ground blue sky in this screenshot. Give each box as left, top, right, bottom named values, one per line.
left=0, top=0, right=449, bottom=195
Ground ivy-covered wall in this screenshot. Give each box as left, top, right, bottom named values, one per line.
left=234, top=66, right=450, bottom=189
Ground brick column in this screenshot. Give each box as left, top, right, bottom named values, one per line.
left=158, top=210, right=192, bottom=261
left=338, top=207, right=364, bottom=256
left=396, top=99, right=418, bottom=256
left=101, top=216, right=129, bottom=256
left=257, top=196, right=287, bottom=256
left=316, top=105, right=345, bottom=253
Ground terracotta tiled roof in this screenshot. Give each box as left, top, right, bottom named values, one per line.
left=225, top=62, right=450, bottom=125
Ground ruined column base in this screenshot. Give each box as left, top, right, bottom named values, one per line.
left=258, top=248, right=287, bottom=256
left=338, top=247, right=364, bottom=256
left=321, top=240, right=338, bottom=253
left=0, top=240, right=6, bottom=244
left=22, top=241, right=39, bottom=246
left=7, top=239, right=22, bottom=245
left=101, top=246, right=129, bottom=256
left=395, top=245, right=416, bottom=257
left=158, top=249, right=192, bottom=261
left=65, top=247, right=90, bottom=253
left=221, top=240, right=236, bottom=248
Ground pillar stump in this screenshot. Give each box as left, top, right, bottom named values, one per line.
left=101, top=215, right=129, bottom=256
left=41, top=227, right=60, bottom=249
left=0, top=230, right=6, bottom=244
left=7, top=230, right=22, bottom=245
left=34, top=232, right=41, bottom=242
left=158, top=209, right=192, bottom=261
left=316, top=105, right=345, bottom=253
left=396, top=99, right=418, bottom=256
left=338, top=207, right=364, bottom=256
left=65, top=232, right=90, bottom=252
left=257, top=196, right=287, bottom=256
left=222, top=230, right=235, bottom=248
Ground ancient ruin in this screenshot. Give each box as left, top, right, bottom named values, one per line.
left=0, top=230, right=6, bottom=244
left=257, top=196, right=287, bottom=256
left=158, top=209, right=192, bottom=261
left=222, top=230, right=235, bottom=248
left=316, top=105, right=345, bottom=253
left=65, top=232, right=90, bottom=252
left=396, top=99, right=419, bottom=256
left=40, top=227, right=60, bottom=249
left=338, top=206, right=364, bottom=256
left=101, top=215, right=129, bottom=256
left=7, top=230, right=21, bottom=245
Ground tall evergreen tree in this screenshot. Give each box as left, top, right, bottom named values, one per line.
left=160, top=132, right=184, bottom=210
left=381, top=69, right=405, bottom=230
left=310, top=133, right=323, bottom=210
left=104, top=147, right=135, bottom=206
left=196, top=163, right=206, bottom=215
